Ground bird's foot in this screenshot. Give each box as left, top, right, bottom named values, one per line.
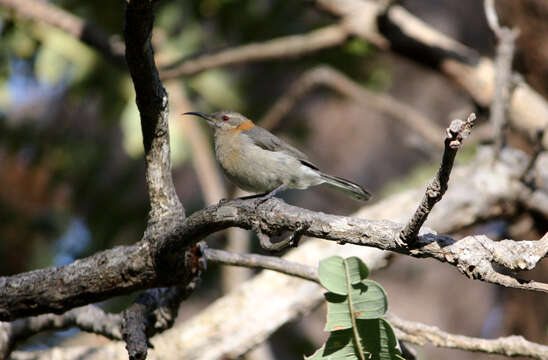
left=288, top=221, right=310, bottom=247
left=218, top=198, right=231, bottom=205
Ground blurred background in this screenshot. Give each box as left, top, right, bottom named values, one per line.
left=0, top=0, right=547, bottom=359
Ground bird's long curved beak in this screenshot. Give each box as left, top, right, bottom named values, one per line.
left=182, top=111, right=209, bottom=119
left=182, top=111, right=215, bottom=127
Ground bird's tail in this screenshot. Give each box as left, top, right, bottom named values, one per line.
left=319, top=173, right=371, bottom=201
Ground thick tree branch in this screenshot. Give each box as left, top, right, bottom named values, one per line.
left=1, top=146, right=547, bottom=322
left=0, top=305, right=122, bottom=359
left=121, top=285, right=196, bottom=360
left=0, top=0, right=125, bottom=68
left=8, top=145, right=547, bottom=359
left=120, top=245, right=205, bottom=360
left=400, top=113, right=476, bottom=245
left=124, top=0, right=183, bottom=224
left=11, top=237, right=548, bottom=360
left=122, top=2, right=188, bottom=358
left=159, top=24, right=348, bottom=80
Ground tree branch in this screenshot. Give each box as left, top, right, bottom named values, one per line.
left=1, top=145, right=547, bottom=322
left=10, top=241, right=548, bottom=360
left=205, top=247, right=318, bottom=282
left=400, top=113, right=476, bottom=245
left=124, top=0, right=183, bottom=224
left=0, top=0, right=125, bottom=68
left=484, top=0, right=519, bottom=157
left=159, top=24, right=348, bottom=79
left=122, top=2, right=189, bottom=358
left=388, top=314, right=548, bottom=359
left=0, top=305, right=122, bottom=359
left=202, top=249, right=548, bottom=359
left=8, top=145, right=546, bottom=358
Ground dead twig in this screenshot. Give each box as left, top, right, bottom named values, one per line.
left=400, top=113, right=476, bottom=246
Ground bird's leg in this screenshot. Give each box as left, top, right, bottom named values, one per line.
left=221, top=184, right=288, bottom=204
left=257, top=183, right=288, bottom=202
left=237, top=193, right=265, bottom=201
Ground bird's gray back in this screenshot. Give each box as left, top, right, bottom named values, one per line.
left=243, top=126, right=309, bottom=162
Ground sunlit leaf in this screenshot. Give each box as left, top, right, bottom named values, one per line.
left=319, top=256, right=369, bottom=295
left=306, top=320, right=403, bottom=360
left=360, top=319, right=404, bottom=360
left=324, top=280, right=388, bottom=331
left=319, top=256, right=347, bottom=295
left=345, top=257, right=369, bottom=284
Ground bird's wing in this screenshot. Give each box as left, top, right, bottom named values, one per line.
left=243, top=126, right=319, bottom=170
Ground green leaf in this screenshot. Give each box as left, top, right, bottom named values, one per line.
left=324, top=281, right=388, bottom=331
left=319, top=256, right=369, bottom=295
left=306, top=320, right=403, bottom=360
left=319, top=256, right=347, bottom=295
left=345, top=257, right=369, bottom=284
left=353, top=281, right=388, bottom=319
left=305, top=329, right=354, bottom=360
left=314, top=256, right=397, bottom=360
left=360, top=319, right=404, bottom=360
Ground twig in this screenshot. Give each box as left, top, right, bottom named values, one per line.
left=205, top=248, right=318, bottom=282
left=388, top=314, right=548, bottom=359
left=400, top=114, right=476, bottom=246
left=484, top=0, right=519, bottom=158
left=0, top=305, right=122, bottom=359
left=159, top=24, right=348, bottom=80
left=260, top=66, right=444, bottom=152
left=0, top=0, right=125, bottom=68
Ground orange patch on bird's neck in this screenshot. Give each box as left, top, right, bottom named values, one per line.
left=235, top=120, right=255, bottom=131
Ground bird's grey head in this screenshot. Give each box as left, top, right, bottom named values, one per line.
left=183, top=110, right=254, bottom=132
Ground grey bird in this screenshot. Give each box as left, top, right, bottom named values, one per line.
left=183, top=111, right=371, bottom=201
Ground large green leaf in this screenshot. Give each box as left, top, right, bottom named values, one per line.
left=306, top=320, right=403, bottom=360
left=360, top=319, right=404, bottom=360
left=313, top=256, right=400, bottom=360
left=305, top=329, right=354, bottom=360
left=319, top=256, right=347, bottom=295
left=345, top=257, right=369, bottom=285
left=319, top=256, right=369, bottom=295
left=324, top=280, right=388, bottom=331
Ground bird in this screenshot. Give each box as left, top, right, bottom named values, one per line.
left=183, top=110, right=371, bottom=202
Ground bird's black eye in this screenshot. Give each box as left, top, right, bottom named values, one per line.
left=222, top=115, right=229, bottom=122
